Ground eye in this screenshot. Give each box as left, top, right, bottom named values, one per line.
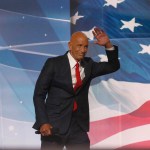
left=77, top=44, right=82, bottom=48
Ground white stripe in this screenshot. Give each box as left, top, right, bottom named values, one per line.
left=91, top=124, right=150, bottom=149
left=9, top=48, right=58, bottom=57
left=0, top=41, right=68, bottom=56
left=0, top=41, right=68, bottom=50
left=0, top=8, right=70, bottom=22
left=89, top=87, right=125, bottom=121
left=89, top=79, right=150, bottom=121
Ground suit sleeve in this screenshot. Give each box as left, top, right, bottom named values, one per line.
left=33, top=58, right=54, bottom=129
left=91, top=45, right=120, bottom=79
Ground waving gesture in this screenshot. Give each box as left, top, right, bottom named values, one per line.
left=92, top=27, right=113, bottom=48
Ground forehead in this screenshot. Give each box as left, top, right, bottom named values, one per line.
left=71, top=36, right=88, bottom=46
left=71, top=32, right=88, bottom=41
left=74, top=36, right=88, bottom=43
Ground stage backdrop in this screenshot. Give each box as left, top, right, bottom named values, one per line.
left=0, top=0, right=150, bottom=149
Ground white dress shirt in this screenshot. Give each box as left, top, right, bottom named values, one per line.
left=67, top=52, right=85, bottom=88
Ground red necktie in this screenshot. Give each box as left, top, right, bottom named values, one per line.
left=73, top=62, right=82, bottom=111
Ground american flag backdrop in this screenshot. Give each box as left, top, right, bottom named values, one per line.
left=0, top=0, right=150, bottom=149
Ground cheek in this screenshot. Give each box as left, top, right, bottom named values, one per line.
left=73, top=48, right=80, bottom=54
left=72, top=50, right=78, bottom=57
left=76, top=50, right=82, bottom=56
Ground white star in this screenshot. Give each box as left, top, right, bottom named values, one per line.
left=120, top=17, right=143, bottom=32
left=98, top=54, right=108, bottom=62
left=104, top=0, right=125, bottom=8
left=138, top=44, right=150, bottom=55
left=82, top=27, right=95, bottom=40
left=71, top=11, right=84, bottom=25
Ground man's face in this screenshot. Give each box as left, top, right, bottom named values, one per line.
left=68, top=36, right=88, bottom=62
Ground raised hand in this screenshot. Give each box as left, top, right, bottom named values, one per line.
left=92, top=27, right=113, bottom=48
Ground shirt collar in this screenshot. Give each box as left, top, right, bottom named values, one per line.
left=67, top=52, right=79, bottom=69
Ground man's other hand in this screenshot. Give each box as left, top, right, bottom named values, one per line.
left=40, top=123, right=53, bottom=136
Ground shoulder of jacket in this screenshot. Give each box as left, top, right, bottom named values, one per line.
left=46, top=55, right=64, bottom=62
left=84, top=57, right=93, bottom=62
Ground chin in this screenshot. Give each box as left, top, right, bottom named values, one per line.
left=76, top=56, right=84, bottom=61
left=79, top=58, right=84, bottom=61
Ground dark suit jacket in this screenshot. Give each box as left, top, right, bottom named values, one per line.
left=33, top=46, right=120, bottom=134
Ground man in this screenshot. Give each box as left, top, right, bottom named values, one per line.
left=33, top=27, right=120, bottom=150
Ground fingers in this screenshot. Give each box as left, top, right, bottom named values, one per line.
left=40, top=124, right=53, bottom=136
left=92, top=27, right=104, bottom=37
left=94, top=27, right=103, bottom=33
left=41, top=129, right=51, bottom=136
left=92, top=27, right=110, bottom=46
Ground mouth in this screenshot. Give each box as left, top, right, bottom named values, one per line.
left=79, top=54, right=85, bottom=57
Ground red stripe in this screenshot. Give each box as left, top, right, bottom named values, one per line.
left=116, top=140, right=150, bottom=149
left=89, top=100, right=150, bottom=145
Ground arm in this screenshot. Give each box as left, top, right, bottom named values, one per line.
left=91, top=27, right=120, bottom=78
left=33, top=58, right=54, bottom=136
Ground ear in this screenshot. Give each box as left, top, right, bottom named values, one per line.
left=68, top=42, right=72, bottom=50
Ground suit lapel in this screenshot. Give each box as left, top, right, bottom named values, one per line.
left=62, top=53, right=91, bottom=95
left=63, top=53, right=74, bottom=94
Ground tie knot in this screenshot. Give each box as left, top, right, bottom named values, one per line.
left=75, top=62, right=79, bottom=68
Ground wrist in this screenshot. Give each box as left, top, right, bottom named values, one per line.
left=105, top=41, right=113, bottom=49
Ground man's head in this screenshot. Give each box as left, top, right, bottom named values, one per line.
left=68, top=32, right=88, bottom=62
